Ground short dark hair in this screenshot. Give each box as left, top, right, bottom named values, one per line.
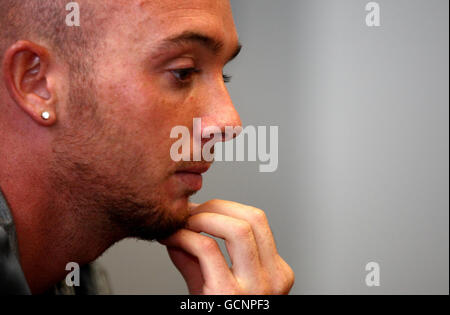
left=0, top=0, right=102, bottom=70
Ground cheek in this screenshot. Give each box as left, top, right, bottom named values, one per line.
left=124, top=87, right=193, bottom=150
left=133, top=98, right=180, bottom=158
left=96, top=71, right=196, bottom=166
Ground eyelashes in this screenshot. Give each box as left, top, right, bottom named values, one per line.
left=170, top=68, right=232, bottom=85
left=222, top=74, right=232, bottom=83
left=171, top=68, right=200, bottom=83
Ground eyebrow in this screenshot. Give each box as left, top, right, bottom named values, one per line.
left=153, top=31, right=242, bottom=63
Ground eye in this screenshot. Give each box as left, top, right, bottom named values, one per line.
left=170, top=68, right=232, bottom=85
left=171, top=68, right=200, bottom=83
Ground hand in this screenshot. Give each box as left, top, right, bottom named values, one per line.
left=158, top=199, right=295, bottom=295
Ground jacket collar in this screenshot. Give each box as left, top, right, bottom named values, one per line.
left=0, top=188, right=20, bottom=260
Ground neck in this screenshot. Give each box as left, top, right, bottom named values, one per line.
left=0, top=171, right=120, bottom=294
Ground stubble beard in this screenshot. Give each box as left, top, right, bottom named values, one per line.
left=48, top=75, right=189, bottom=244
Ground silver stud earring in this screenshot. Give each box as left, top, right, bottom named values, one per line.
left=41, top=111, right=50, bottom=120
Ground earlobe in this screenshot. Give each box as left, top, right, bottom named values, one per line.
left=2, top=41, right=57, bottom=126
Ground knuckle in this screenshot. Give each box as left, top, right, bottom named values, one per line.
left=260, top=256, right=296, bottom=295
left=274, top=259, right=295, bottom=294
left=198, top=237, right=219, bottom=254
left=284, top=265, right=295, bottom=291
left=249, top=207, right=268, bottom=224
left=233, top=221, right=253, bottom=239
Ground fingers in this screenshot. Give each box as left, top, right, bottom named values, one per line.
left=190, top=200, right=278, bottom=267
left=159, top=229, right=238, bottom=294
left=189, top=199, right=294, bottom=295
left=186, top=212, right=265, bottom=289
left=163, top=200, right=295, bottom=295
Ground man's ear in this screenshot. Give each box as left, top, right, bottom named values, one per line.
left=2, top=40, right=57, bottom=126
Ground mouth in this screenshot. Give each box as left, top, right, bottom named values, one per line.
left=174, top=163, right=212, bottom=191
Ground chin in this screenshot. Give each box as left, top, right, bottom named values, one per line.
left=166, top=196, right=190, bottom=216
left=122, top=195, right=191, bottom=242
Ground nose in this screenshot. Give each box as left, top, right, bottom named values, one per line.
left=200, top=81, right=242, bottom=144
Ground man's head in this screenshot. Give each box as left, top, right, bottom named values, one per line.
left=0, top=0, right=241, bottom=241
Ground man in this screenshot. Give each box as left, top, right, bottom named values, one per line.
left=0, top=0, right=294, bottom=294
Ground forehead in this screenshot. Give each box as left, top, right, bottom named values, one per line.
left=108, top=0, right=238, bottom=46
left=137, top=0, right=232, bottom=16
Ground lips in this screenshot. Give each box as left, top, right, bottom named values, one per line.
left=176, top=163, right=212, bottom=175
left=174, top=163, right=212, bottom=191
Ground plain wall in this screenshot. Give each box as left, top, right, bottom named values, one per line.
left=98, top=0, right=449, bottom=294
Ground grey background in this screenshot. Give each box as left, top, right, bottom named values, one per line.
left=97, top=0, right=449, bottom=294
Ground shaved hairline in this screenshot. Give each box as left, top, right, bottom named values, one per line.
left=0, top=0, right=111, bottom=117
left=0, top=0, right=104, bottom=67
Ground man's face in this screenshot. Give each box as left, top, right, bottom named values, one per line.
left=51, top=0, right=242, bottom=240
